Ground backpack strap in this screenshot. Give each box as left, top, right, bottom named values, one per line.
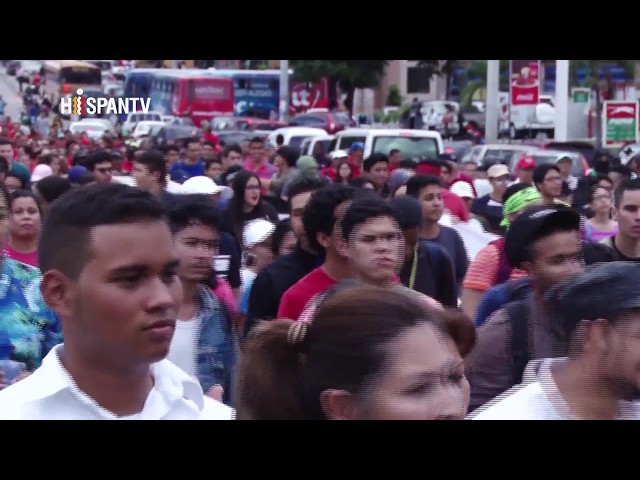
left=585, top=221, right=592, bottom=242
left=504, top=299, right=530, bottom=386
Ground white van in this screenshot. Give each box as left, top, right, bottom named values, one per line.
left=267, top=127, right=327, bottom=150
left=332, top=128, right=443, bottom=160
left=300, top=135, right=334, bottom=156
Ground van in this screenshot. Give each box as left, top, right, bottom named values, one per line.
left=331, top=128, right=443, bottom=160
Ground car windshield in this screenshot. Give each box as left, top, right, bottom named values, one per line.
left=289, top=136, right=312, bottom=149
left=336, top=135, right=366, bottom=151
left=532, top=154, right=583, bottom=176
left=372, top=136, right=439, bottom=160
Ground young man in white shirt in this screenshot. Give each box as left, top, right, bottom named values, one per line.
left=473, top=261, right=640, bottom=420
left=0, top=183, right=233, bottom=420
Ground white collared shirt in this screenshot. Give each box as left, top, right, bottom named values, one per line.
left=472, top=358, right=640, bottom=420
left=0, top=345, right=234, bottom=420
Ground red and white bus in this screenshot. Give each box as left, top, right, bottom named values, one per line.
left=149, top=72, right=234, bottom=126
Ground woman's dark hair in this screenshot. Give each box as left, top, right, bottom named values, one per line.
left=334, top=159, right=353, bottom=184
left=228, top=169, right=267, bottom=245
left=11, top=189, right=43, bottom=217
left=271, top=218, right=292, bottom=257
left=276, top=146, right=299, bottom=168
left=235, top=285, right=448, bottom=420
left=589, top=183, right=609, bottom=204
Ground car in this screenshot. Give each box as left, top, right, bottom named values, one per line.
left=266, top=127, right=328, bottom=150
left=5, top=60, right=21, bottom=76
left=300, top=135, right=334, bottom=156
left=507, top=149, right=587, bottom=177
left=331, top=128, right=443, bottom=161
left=78, top=118, right=112, bottom=130
left=133, top=120, right=166, bottom=138
left=122, top=111, right=163, bottom=134
left=69, top=120, right=113, bottom=139
left=617, top=143, right=640, bottom=165
left=151, top=125, right=201, bottom=146
left=289, top=110, right=355, bottom=134
left=443, top=140, right=474, bottom=162
left=213, top=130, right=256, bottom=147
left=461, top=143, right=540, bottom=166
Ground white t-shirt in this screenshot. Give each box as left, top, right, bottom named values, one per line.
left=167, top=316, right=201, bottom=377
left=0, top=344, right=233, bottom=420
left=472, top=358, right=640, bottom=420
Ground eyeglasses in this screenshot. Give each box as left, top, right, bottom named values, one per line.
left=245, top=185, right=261, bottom=191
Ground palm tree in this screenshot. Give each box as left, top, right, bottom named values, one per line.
left=459, top=60, right=510, bottom=108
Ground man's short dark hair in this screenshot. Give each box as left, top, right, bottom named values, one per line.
left=164, top=144, right=179, bottom=154
left=614, top=178, right=640, bottom=208
left=135, top=149, right=167, bottom=185
left=163, top=194, right=220, bottom=236
left=276, top=146, right=300, bottom=168
left=303, top=184, right=356, bottom=254
left=363, top=153, right=389, bottom=173
left=341, top=195, right=398, bottom=241
left=399, top=158, right=417, bottom=170
left=249, top=136, right=264, bottom=145
left=84, top=150, right=112, bottom=172
left=405, top=174, right=442, bottom=198
left=39, top=184, right=166, bottom=280
left=222, top=144, right=242, bottom=158
left=533, top=164, right=560, bottom=187
left=610, top=164, right=633, bottom=180
left=185, top=137, right=200, bottom=149
left=0, top=137, right=12, bottom=147
left=286, top=175, right=329, bottom=210
left=36, top=176, right=72, bottom=204
left=389, top=149, right=400, bottom=156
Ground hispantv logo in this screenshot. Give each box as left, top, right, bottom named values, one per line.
left=60, top=89, right=151, bottom=116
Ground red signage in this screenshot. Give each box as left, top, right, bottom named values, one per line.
left=510, top=60, right=540, bottom=106
left=290, top=78, right=329, bottom=114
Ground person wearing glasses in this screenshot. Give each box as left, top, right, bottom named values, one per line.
left=84, top=150, right=113, bottom=185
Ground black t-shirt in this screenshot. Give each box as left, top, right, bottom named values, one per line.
left=471, top=194, right=503, bottom=232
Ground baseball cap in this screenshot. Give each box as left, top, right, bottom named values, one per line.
left=505, top=205, right=580, bottom=268
left=330, top=150, right=349, bottom=160
left=68, top=165, right=88, bottom=183
left=388, top=168, right=413, bottom=192
left=545, top=261, right=640, bottom=334
left=556, top=155, right=573, bottom=165
left=487, top=164, right=510, bottom=179
left=415, top=158, right=442, bottom=176
left=517, top=157, right=537, bottom=170
left=450, top=181, right=476, bottom=199
left=243, top=219, right=276, bottom=248
left=349, top=142, right=364, bottom=152
left=180, top=176, right=223, bottom=195
left=31, top=164, right=53, bottom=183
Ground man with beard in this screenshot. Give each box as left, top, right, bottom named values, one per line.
left=474, top=261, right=640, bottom=420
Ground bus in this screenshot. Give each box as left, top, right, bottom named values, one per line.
left=208, top=69, right=280, bottom=119
left=43, top=60, right=102, bottom=105
left=148, top=71, right=234, bottom=126
left=205, top=69, right=330, bottom=119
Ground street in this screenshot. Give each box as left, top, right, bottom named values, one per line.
left=0, top=68, right=25, bottom=121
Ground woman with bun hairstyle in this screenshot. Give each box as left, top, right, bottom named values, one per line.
left=235, top=285, right=473, bottom=420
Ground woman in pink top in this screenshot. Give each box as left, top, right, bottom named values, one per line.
left=582, top=185, right=618, bottom=243
left=5, top=190, right=41, bottom=267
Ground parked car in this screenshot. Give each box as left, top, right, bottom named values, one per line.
left=289, top=110, right=355, bottom=134
left=507, top=149, right=587, bottom=177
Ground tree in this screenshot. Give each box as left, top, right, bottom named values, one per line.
left=290, top=60, right=389, bottom=115
left=459, top=60, right=510, bottom=108
left=386, top=85, right=402, bottom=106
left=412, top=60, right=459, bottom=99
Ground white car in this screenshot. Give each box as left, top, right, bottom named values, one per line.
left=332, top=128, right=443, bottom=160
left=133, top=121, right=166, bottom=138
left=266, top=127, right=327, bottom=150
left=69, top=120, right=112, bottom=139
left=122, top=111, right=163, bottom=134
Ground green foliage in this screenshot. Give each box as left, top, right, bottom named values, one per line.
left=386, top=84, right=402, bottom=106
left=459, top=60, right=510, bottom=107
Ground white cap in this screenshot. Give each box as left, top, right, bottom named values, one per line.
left=243, top=218, right=276, bottom=248
left=180, top=176, right=223, bottom=195
left=487, top=164, right=510, bottom=179
left=330, top=150, right=349, bottom=160
left=450, top=181, right=475, bottom=199
left=31, top=164, right=53, bottom=183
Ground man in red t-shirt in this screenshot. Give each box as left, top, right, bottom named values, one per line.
left=277, top=184, right=356, bottom=321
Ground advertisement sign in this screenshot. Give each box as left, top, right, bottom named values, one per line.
left=290, top=78, right=329, bottom=115
left=603, top=100, right=639, bottom=147
left=509, top=60, right=541, bottom=127
left=571, top=87, right=590, bottom=103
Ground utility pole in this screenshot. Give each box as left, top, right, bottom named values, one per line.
left=554, top=60, right=569, bottom=141
left=485, top=60, right=500, bottom=143
left=279, top=60, right=290, bottom=123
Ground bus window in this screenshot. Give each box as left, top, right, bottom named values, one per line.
left=61, top=68, right=101, bottom=86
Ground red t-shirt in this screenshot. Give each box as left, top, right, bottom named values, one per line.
left=5, top=245, right=38, bottom=268
left=278, top=267, right=336, bottom=321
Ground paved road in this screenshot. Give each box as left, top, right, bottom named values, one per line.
left=0, top=69, right=24, bottom=121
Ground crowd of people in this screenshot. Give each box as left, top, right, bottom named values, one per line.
left=1, top=106, right=640, bottom=420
